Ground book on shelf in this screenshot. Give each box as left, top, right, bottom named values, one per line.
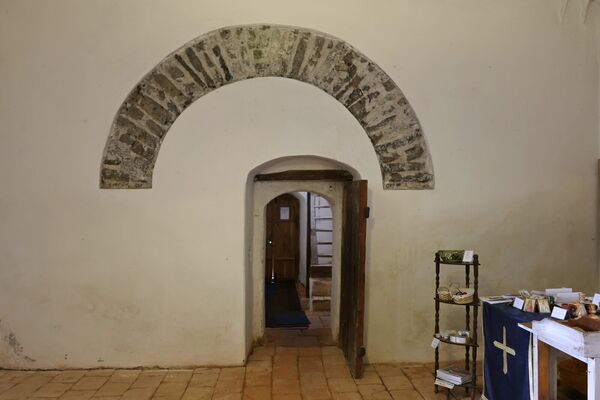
left=436, top=367, right=472, bottom=385
left=434, top=377, right=455, bottom=389
left=480, top=295, right=515, bottom=304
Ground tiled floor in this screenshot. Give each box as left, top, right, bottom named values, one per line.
left=0, top=312, right=482, bottom=400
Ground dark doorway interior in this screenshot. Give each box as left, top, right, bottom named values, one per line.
left=265, top=193, right=310, bottom=328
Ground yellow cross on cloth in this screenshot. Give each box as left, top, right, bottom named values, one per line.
left=493, top=326, right=516, bottom=374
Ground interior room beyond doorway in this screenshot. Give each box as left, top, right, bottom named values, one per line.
left=250, top=178, right=345, bottom=349
left=264, top=192, right=334, bottom=332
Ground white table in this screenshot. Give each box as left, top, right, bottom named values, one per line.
left=519, top=321, right=600, bottom=400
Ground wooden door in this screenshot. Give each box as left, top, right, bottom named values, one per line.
left=266, top=194, right=300, bottom=282
left=339, top=180, right=368, bottom=378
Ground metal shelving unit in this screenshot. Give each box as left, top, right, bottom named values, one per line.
left=434, top=252, right=480, bottom=399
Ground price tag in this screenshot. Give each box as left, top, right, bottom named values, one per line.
left=513, top=297, right=525, bottom=310
left=463, top=250, right=474, bottom=263
left=431, top=338, right=440, bottom=348
left=593, top=293, right=600, bottom=306
left=551, top=306, right=567, bottom=320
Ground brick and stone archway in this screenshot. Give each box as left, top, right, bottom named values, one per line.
left=100, top=24, right=434, bottom=190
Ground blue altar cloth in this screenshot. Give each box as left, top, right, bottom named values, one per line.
left=483, top=302, right=548, bottom=400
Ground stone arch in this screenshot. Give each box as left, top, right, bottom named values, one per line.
left=100, top=24, right=434, bottom=190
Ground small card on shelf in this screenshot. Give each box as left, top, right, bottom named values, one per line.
left=462, top=250, right=474, bottom=263
left=551, top=306, right=567, bottom=320
left=513, top=297, right=525, bottom=310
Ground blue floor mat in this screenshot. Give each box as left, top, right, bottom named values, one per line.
left=265, top=280, right=310, bottom=328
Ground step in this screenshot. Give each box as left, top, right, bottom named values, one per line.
left=311, top=298, right=331, bottom=312
left=310, top=265, right=332, bottom=278
left=311, top=278, right=332, bottom=296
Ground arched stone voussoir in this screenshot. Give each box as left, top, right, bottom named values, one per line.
left=100, top=24, right=434, bottom=189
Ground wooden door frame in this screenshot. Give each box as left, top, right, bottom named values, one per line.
left=306, top=192, right=311, bottom=298
left=254, top=169, right=353, bottom=182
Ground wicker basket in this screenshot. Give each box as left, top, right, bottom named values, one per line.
left=452, top=288, right=475, bottom=305
left=437, top=286, right=453, bottom=301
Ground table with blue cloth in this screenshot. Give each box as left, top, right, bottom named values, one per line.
left=483, top=302, right=549, bottom=400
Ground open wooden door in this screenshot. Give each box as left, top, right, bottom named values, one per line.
left=339, top=180, right=368, bottom=378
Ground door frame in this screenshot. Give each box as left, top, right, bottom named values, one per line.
left=250, top=178, right=347, bottom=346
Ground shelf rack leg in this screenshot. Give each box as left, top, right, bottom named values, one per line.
left=434, top=253, right=440, bottom=393
left=465, top=264, right=471, bottom=375
left=471, top=260, right=479, bottom=400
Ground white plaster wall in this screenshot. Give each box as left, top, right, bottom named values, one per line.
left=292, top=192, right=307, bottom=287
left=0, top=0, right=599, bottom=368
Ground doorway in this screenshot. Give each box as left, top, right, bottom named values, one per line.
left=249, top=168, right=369, bottom=377
left=250, top=181, right=343, bottom=342
left=264, top=193, right=309, bottom=328
left=263, top=191, right=335, bottom=330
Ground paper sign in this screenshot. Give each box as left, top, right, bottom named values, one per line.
left=593, top=293, right=600, bottom=306
left=545, top=288, right=572, bottom=297
left=555, top=292, right=581, bottom=304
left=462, top=250, right=474, bottom=263
left=431, top=338, right=440, bottom=348
left=279, top=207, right=290, bottom=220
left=513, top=297, right=525, bottom=310
left=551, top=306, right=568, bottom=320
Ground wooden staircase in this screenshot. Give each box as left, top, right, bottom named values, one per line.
left=309, top=195, right=332, bottom=311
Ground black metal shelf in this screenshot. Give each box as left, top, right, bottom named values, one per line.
left=434, top=252, right=480, bottom=399
left=438, top=260, right=477, bottom=266
left=435, top=335, right=479, bottom=348
left=432, top=373, right=477, bottom=389
left=434, top=297, right=478, bottom=306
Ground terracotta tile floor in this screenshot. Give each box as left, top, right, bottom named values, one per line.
left=0, top=312, right=482, bottom=399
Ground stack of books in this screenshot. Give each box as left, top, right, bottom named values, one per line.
left=480, top=295, right=514, bottom=304
left=435, top=368, right=472, bottom=388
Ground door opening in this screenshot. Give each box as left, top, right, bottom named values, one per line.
left=249, top=166, right=368, bottom=378
left=264, top=193, right=309, bottom=328
left=263, top=191, right=335, bottom=330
